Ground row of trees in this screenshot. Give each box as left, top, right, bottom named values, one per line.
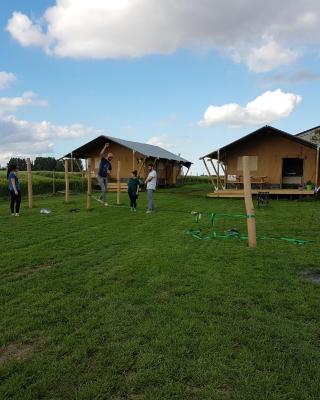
left=6, top=157, right=83, bottom=171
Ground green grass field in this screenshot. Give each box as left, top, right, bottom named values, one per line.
left=1, top=184, right=320, bottom=400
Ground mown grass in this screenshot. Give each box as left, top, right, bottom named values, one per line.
left=0, top=184, right=320, bottom=400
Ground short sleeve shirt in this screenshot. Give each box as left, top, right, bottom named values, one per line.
left=98, top=158, right=112, bottom=178
left=147, top=170, right=157, bottom=190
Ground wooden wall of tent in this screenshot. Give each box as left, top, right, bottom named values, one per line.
left=217, top=132, right=319, bottom=186
left=86, top=141, right=184, bottom=184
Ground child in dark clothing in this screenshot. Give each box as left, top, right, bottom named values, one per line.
left=127, top=170, right=140, bottom=211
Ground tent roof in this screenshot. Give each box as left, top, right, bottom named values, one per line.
left=201, top=125, right=316, bottom=160
left=63, top=135, right=192, bottom=166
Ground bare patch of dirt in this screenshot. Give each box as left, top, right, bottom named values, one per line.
left=5, top=264, right=53, bottom=279
left=0, top=342, right=35, bottom=366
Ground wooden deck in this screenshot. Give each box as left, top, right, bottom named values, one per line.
left=207, top=189, right=314, bottom=198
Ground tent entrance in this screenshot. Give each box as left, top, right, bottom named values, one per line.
left=282, top=158, right=303, bottom=187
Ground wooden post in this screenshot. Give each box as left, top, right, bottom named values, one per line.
left=53, top=170, right=56, bottom=195
left=202, top=158, right=217, bottom=190
left=26, top=158, right=33, bottom=209
left=217, top=150, right=221, bottom=189
left=117, top=160, right=121, bottom=205
left=137, top=157, right=146, bottom=178
left=87, top=158, right=93, bottom=210
left=64, top=159, right=69, bottom=203
left=132, top=150, right=135, bottom=170
left=71, top=152, right=74, bottom=173
left=243, top=156, right=257, bottom=248
left=316, top=145, right=320, bottom=187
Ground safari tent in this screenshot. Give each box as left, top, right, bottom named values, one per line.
left=63, top=135, right=192, bottom=186
left=200, top=125, right=319, bottom=198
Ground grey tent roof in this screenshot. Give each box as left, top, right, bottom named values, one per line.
left=63, top=135, right=192, bottom=166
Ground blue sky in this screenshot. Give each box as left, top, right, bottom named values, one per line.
left=1, top=0, right=320, bottom=172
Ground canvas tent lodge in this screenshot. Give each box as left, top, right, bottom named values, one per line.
left=63, top=135, right=192, bottom=189
left=201, top=125, right=320, bottom=198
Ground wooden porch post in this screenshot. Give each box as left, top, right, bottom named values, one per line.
left=26, top=158, right=33, bottom=209
left=87, top=158, right=93, bottom=210
left=243, top=156, right=257, bottom=248
left=132, top=150, right=135, bottom=170
left=316, top=145, right=320, bottom=187
left=202, top=158, right=217, bottom=189
left=117, top=160, right=121, bottom=205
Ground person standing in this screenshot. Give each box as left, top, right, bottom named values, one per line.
left=97, top=143, right=113, bottom=206
left=127, top=170, right=140, bottom=211
left=145, top=164, right=157, bottom=213
left=7, top=164, right=21, bottom=216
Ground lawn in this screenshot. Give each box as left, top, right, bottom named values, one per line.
left=1, top=184, right=320, bottom=400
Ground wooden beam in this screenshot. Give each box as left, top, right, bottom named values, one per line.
left=87, top=158, right=93, bottom=210
left=64, top=159, right=70, bottom=203
left=217, top=150, right=221, bottom=190
left=243, top=156, right=257, bottom=248
left=137, top=157, right=146, bottom=177
left=183, top=165, right=191, bottom=183
left=26, top=158, right=33, bottom=209
left=132, top=150, right=135, bottom=170
left=202, top=158, right=217, bottom=189
left=117, top=160, right=121, bottom=205
left=316, top=145, right=320, bottom=187
left=52, top=170, right=56, bottom=195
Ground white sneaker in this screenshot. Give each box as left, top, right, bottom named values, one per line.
left=104, top=202, right=109, bottom=206
left=133, top=208, right=137, bottom=212
left=146, top=210, right=152, bottom=214
left=15, top=213, right=20, bottom=217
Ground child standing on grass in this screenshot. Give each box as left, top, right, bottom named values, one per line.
left=7, top=164, right=21, bottom=217
left=127, top=170, right=140, bottom=211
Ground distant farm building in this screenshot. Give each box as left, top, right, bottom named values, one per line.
left=200, top=125, right=320, bottom=198
left=63, top=135, right=192, bottom=186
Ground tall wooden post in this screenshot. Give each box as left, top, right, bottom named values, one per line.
left=243, top=156, right=257, bottom=248
left=26, top=158, right=33, bottom=209
left=316, top=145, right=320, bottom=187
left=132, top=150, right=135, bottom=170
left=52, top=170, right=56, bottom=195
left=87, top=158, right=93, bottom=210
left=64, top=159, right=69, bottom=203
left=117, top=160, right=121, bottom=205
left=217, top=150, right=221, bottom=189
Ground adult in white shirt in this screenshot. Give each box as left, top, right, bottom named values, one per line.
left=145, top=164, right=157, bottom=213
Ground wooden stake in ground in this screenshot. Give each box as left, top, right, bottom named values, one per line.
left=117, top=160, right=121, bottom=205
left=242, top=156, right=257, bottom=248
left=26, top=158, right=33, bottom=209
left=87, top=158, right=93, bottom=210
left=64, top=159, right=69, bottom=203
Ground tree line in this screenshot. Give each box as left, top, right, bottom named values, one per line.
left=5, top=157, right=83, bottom=171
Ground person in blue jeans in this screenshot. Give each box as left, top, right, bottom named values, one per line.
left=7, top=164, right=21, bottom=216
left=97, top=143, right=113, bottom=205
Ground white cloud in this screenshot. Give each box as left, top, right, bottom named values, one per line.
left=0, top=114, right=96, bottom=163
left=6, top=0, right=320, bottom=70
left=200, top=89, right=302, bottom=127
left=0, top=71, right=17, bottom=90
left=233, top=41, right=299, bottom=72
left=0, top=91, right=48, bottom=115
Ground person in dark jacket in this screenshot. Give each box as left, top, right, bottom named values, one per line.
left=97, top=143, right=113, bottom=205
left=127, top=170, right=140, bottom=211
left=7, top=164, right=21, bottom=216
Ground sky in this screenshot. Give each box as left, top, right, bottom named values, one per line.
left=1, top=0, right=320, bottom=173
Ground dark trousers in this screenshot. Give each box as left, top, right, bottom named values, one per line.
left=128, top=192, right=137, bottom=208
left=10, top=190, right=21, bottom=214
